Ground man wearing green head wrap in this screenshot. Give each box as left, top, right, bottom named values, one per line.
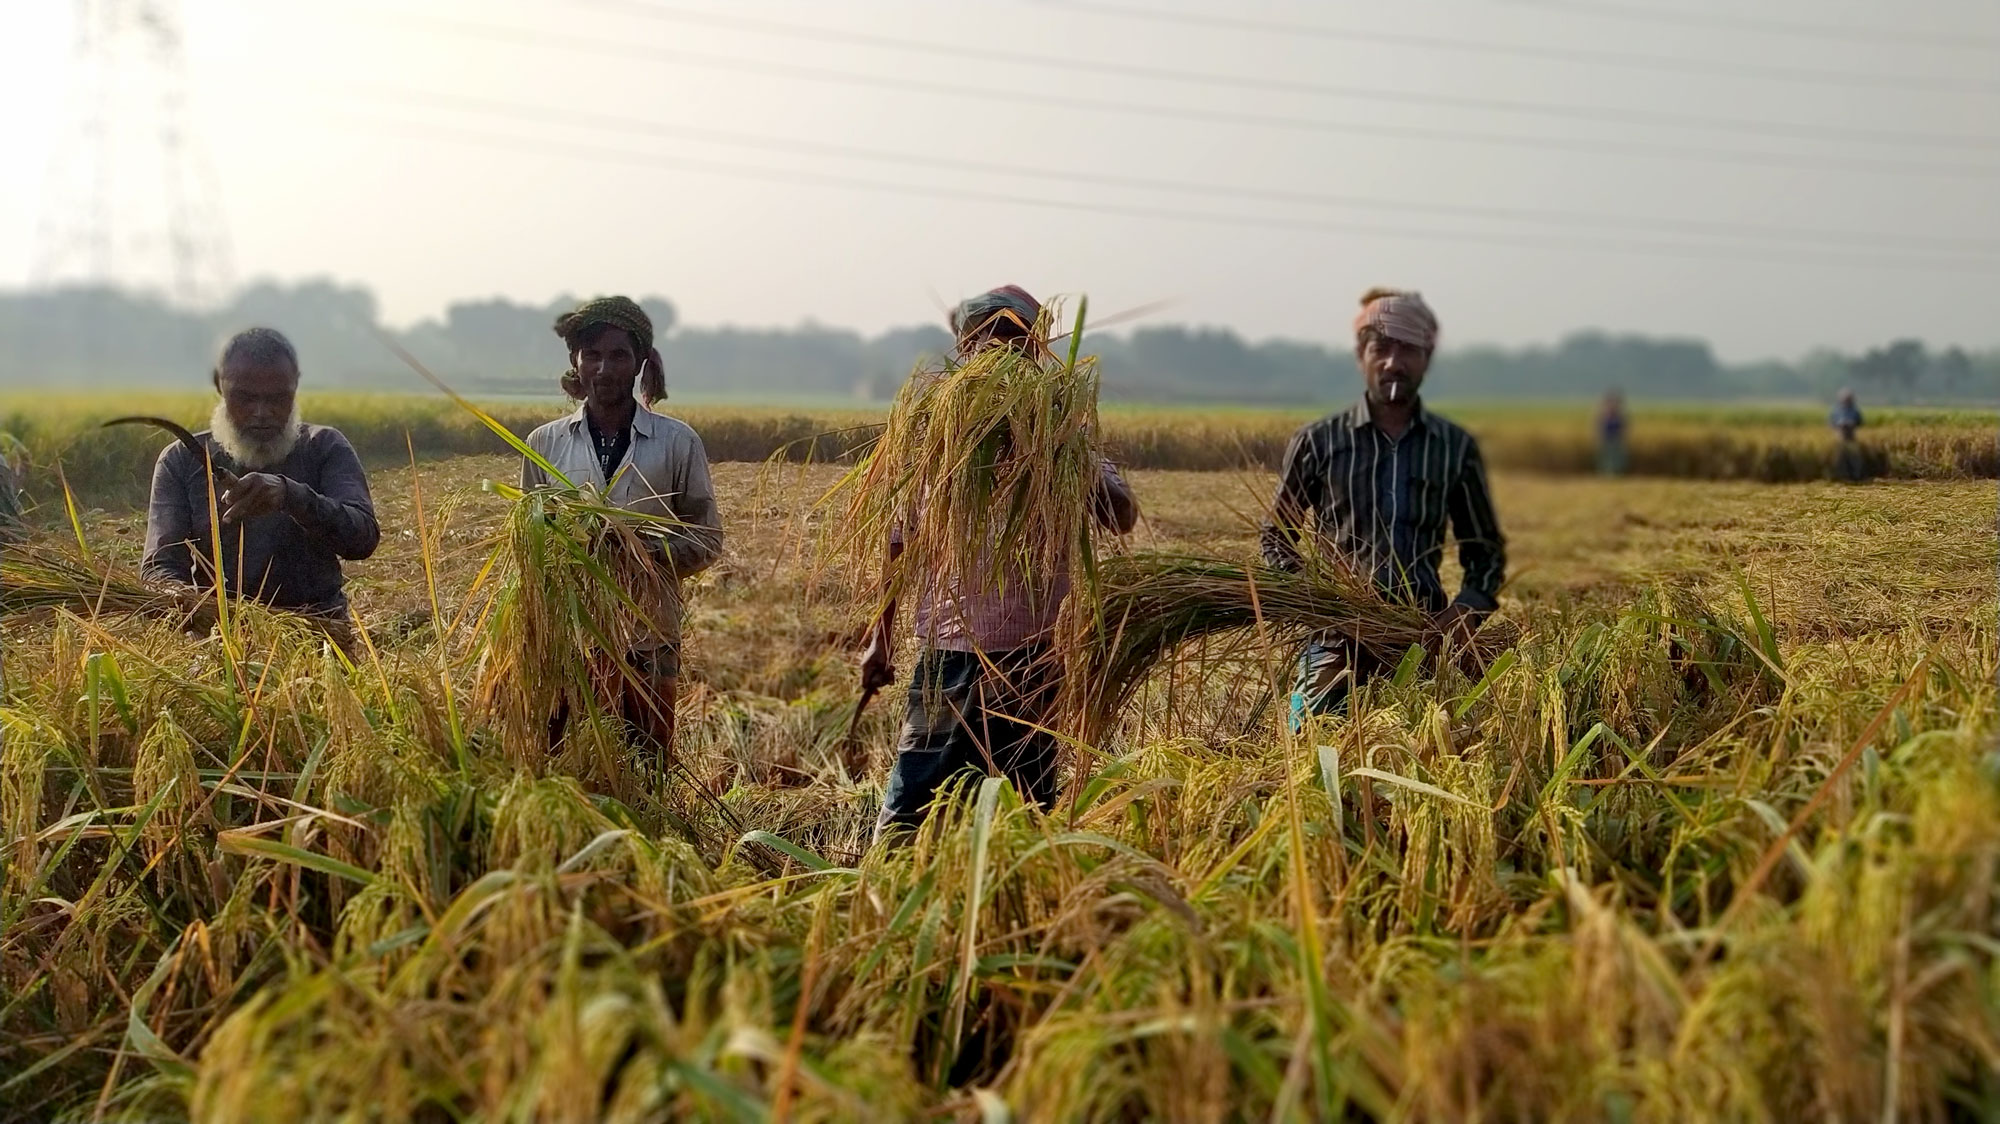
left=555, top=296, right=667, bottom=406
left=524, top=296, right=723, bottom=757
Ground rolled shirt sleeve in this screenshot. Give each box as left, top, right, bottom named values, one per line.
left=1091, top=457, right=1139, bottom=533
left=665, top=431, right=723, bottom=578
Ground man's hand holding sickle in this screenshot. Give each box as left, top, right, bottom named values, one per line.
left=846, top=616, right=898, bottom=777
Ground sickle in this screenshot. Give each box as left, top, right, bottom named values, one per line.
left=101, top=416, right=239, bottom=484
left=839, top=681, right=881, bottom=777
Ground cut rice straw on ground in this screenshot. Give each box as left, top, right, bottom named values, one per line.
left=0, top=546, right=171, bottom=618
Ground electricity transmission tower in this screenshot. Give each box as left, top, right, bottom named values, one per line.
left=30, top=0, right=234, bottom=306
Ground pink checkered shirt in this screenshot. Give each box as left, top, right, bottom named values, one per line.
left=904, top=459, right=1129, bottom=653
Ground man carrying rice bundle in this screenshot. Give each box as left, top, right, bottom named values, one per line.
left=858, top=284, right=1140, bottom=841
left=142, top=327, right=380, bottom=652
left=521, top=296, right=723, bottom=756
left=1261, top=288, right=1506, bottom=723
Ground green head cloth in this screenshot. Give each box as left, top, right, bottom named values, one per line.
left=553, top=296, right=654, bottom=357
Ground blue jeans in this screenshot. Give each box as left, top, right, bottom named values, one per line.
left=876, top=646, right=1061, bottom=839
left=1288, top=640, right=1390, bottom=731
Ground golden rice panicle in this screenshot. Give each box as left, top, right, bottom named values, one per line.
left=475, top=483, right=683, bottom=778
left=835, top=299, right=1104, bottom=606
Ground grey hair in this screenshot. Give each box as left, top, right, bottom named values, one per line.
left=215, top=327, right=300, bottom=379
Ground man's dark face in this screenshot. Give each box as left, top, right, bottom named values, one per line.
left=573, top=327, right=640, bottom=410
left=1358, top=332, right=1430, bottom=406
left=215, top=358, right=299, bottom=440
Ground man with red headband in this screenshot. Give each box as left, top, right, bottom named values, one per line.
left=859, top=284, right=1139, bottom=840
left=1261, top=287, right=1506, bottom=722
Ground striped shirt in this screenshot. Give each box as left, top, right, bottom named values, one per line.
left=1259, top=399, right=1505, bottom=614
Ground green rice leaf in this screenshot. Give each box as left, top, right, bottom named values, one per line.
left=738, top=830, right=839, bottom=873
left=1348, top=766, right=1485, bottom=809
left=219, top=833, right=378, bottom=887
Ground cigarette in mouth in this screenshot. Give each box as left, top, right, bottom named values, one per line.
left=1387, top=382, right=1402, bottom=402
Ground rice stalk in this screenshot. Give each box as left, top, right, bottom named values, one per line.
left=1072, top=551, right=1512, bottom=740
left=473, top=480, right=685, bottom=780
left=823, top=300, right=1104, bottom=631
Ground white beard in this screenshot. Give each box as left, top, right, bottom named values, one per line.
left=209, top=400, right=303, bottom=469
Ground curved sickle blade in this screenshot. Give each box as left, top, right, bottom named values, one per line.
left=101, top=416, right=238, bottom=482
left=839, top=682, right=881, bottom=776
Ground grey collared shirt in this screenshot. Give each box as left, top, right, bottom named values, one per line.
left=521, top=405, right=724, bottom=643
left=1260, top=398, right=1505, bottom=614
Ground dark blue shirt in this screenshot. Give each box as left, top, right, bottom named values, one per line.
left=142, top=425, right=380, bottom=613
left=1829, top=402, right=1863, bottom=436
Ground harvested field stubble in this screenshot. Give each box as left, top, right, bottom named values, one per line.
left=0, top=459, right=1995, bottom=1121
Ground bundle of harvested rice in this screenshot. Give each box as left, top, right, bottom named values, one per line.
left=473, top=480, right=685, bottom=768
left=1076, top=551, right=1513, bottom=736
left=0, top=546, right=171, bottom=618
left=827, top=301, right=1104, bottom=610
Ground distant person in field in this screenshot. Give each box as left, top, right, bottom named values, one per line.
left=521, top=296, right=722, bottom=756
left=859, top=284, right=1140, bottom=841
left=1829, top=387, right=1867, bottom=482
left=1597, top=388, right=1628, bottom=476
left=142, top=327, right=380, bottom=651
left=1261, top=287, right=1507, bottom=723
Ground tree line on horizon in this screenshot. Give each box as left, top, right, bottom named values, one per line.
left=1, top=279, right=1993, bottom=405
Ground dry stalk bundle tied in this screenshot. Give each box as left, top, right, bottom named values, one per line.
left=475, top=480, right=685, bottom=764
left=829, top=301, right=1105, bottom=619
left=1075, top=551, right=1514, bottom=737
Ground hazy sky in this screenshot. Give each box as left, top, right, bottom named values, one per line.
left=2, top=0, right=1997, bottom=361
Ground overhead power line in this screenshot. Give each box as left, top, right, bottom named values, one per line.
left=327, top=81, right=2000, bottom=260
left=561, top=0, right=2000, bottom=153
left=1496, top=0, right=2000, bottom=55
left=34, top=0, right=234, bottom=305
left=317, top=108, right=1999, bottom=274
left=1026, top=0, right=2000, bottom=95
left=374, top=12, right=2000, bottom=181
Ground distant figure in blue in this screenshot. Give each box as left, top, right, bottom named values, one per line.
left=1597, top=389, right=1628, bottom=477
left=1829, top=387, right=1866, bottom=482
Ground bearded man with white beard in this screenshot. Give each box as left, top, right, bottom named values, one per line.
left=141, top=327, right=380, bottom=647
